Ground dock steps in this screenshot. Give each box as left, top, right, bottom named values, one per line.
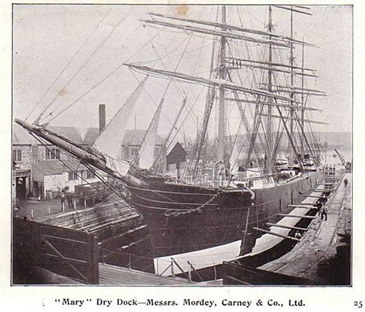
left=254, top=173, right=351, bottom=285
left=86, top=212, right=139, bottom=232
left=66, top=210, right=124, bottom=230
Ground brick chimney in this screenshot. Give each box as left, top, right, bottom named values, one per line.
left=99, top=104, right=106, bottom=133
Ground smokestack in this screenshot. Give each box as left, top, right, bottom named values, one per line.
left=99, top=104, right=106, bottom=133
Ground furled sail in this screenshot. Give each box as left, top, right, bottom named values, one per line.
left=137, top=98, right=163, bottom=169
left=92, top=78, right=147, bottom=162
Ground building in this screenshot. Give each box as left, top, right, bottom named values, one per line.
left=166, top=142, right=187, bottom=179
left=12, top=125, right=38, bottom=200
left=32, top=159, right=101, bottom=198
left=12, top=125, right=167, bottom=200
left=12, top=105, right=171, bottom=201
left=121, top=129, right=165, bottom=170
left=12, top=123, right=100, bottom=200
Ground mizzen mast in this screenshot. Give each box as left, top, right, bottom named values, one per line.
left=289, top=6, right=295, bottom=165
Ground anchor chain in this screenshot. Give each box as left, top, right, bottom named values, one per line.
left=164, top=189, right=224, bottom=217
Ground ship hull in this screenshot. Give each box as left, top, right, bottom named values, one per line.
left=126, top=170, right=323, bottom=257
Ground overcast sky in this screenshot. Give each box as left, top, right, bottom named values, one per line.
left=12, top=4, right=352, bottom=140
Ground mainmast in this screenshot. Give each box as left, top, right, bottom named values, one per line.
left=301, top=40, right=305, bottom=160
left=267, top=6, right=273, bottom=173
left=217, top=5, right=227, bottom=163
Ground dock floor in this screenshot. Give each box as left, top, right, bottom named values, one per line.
left=259, top=173, right=351, bottom=284
left=98, top=263, right=193, bottom=286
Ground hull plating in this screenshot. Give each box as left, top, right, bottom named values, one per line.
left=126, top=170, right=323, bottom=257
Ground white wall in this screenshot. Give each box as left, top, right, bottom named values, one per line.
left=43, top=172, right=104, bottom=196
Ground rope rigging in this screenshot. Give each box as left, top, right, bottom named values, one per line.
left=38, top=8, right=134, bottom=125
left=27, top=7, right=113, bottom=124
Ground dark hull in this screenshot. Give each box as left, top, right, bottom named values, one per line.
left=126, top=170, right=323, bottom=258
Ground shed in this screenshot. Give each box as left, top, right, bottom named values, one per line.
left=166, top=142, right=187, bottom=178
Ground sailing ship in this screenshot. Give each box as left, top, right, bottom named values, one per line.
left=15, top=5, right=326, bottom=257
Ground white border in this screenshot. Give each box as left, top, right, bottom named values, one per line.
left=1, top=1, right=364, bottom=311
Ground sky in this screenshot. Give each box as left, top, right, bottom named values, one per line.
left=12, top=4, right=353, bottom=142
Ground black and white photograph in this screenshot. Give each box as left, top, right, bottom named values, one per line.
left=2, top=0, right=362, bottom=310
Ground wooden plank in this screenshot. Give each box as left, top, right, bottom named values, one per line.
left=267, top=223, right=308, bottom=231
left=225, top=276, right=251, bottom=285
left=253, top=227, right=300, bottom=242
left=323, top=175, right=342, bottom=177
left=43, top=239, right=88, bottom=282
left=277, top=214, right=316, bottom=219
left=89, top=234, right=99, bottom=284
left=99, top=224, right=147, bottom=246
left=42, top=235, right=88, bottom=245
left=45, top=253, right=88, bottom=265
left=287, top=204, right=317, bottom=209
left=41, top=223, right=89, bottom=242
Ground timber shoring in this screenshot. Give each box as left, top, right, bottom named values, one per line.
left=13, top=217, right=99, bottom=284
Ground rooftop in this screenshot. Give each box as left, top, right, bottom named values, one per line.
left=32, top=159, right=88, bottom=177
left=122, top=129, right=164, bottom=146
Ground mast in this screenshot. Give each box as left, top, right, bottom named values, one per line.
left=289, top=6, right=295, bottom=164
left=267, top=5, right=273, bottom=173
left=301, top=40, right=305, bottom=160
left=217, top=5, right=227, bottom=163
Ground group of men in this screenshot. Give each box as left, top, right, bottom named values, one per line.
left=317, top=193, right=328, bottom=221
left=60, top=186, right=74, bottom=210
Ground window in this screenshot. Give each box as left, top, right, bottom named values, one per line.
left=13, top=149, right=22, bottom=162
left=130, top=147, right=138, bottom=158
left=154, top=147, right=160, bottom=158
left=68, top=172, right=78, bottom=181
left=123, top=147, right=129, bottom=160
left=86, top=170, right=95, bottom=179
left=46, top=148, right=60, bottom=159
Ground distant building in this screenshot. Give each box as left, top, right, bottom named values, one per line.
left=13, top=102, right=171, bottom=201
left=13, top=125, right=38, bottom=200
left=121, top=129, right=165, bottom=169
left=12, top=123, right=100, bottom=200
left=12, top=124, right=168, bottom=200
left=32, top=159, right=101, bottom=198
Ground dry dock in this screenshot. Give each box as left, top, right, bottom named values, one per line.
left=258, top=173, right=351, bottom=284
